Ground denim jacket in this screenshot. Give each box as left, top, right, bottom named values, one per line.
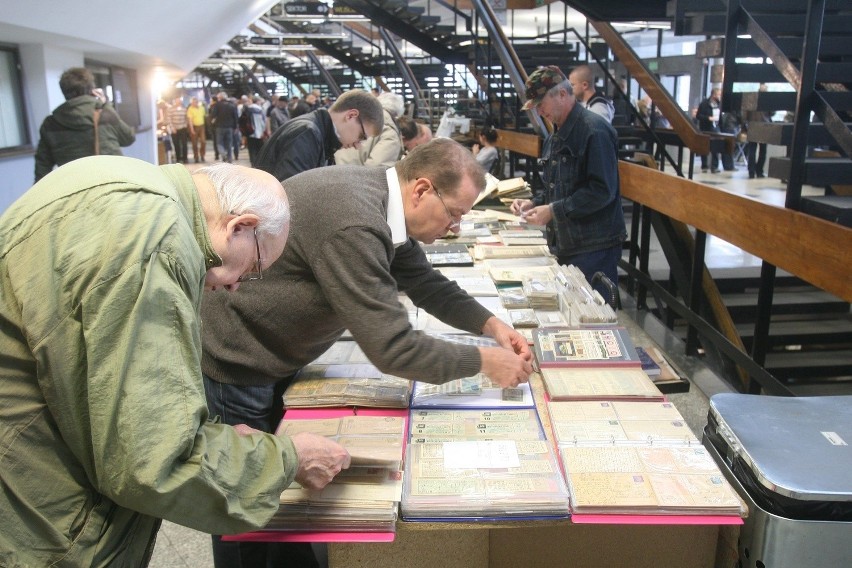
left=533, top=103, right=626, bottom=256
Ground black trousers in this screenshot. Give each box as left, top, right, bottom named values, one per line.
left=746, top=141, right=767, bottom=177
left=203, top=375, right=319, bottom=568
left=172, top=128, right=189, bottom=163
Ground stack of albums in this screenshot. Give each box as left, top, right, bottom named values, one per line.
left=401, top=409, right=570, bottom=521
left=541, top=367, right=665, bottom=402
left=547, top=401, right=699, bottom=447
left=282, top=364, right=412, bottom=408
left=410, top=372, right=534, bottom=409
left=523, top=275, right=560, bottom=310
left=497, top=228, right=547, bottom=246
left=547, top=401, right=745, bottom=517
left=421, top=243, right=474, bottom=267
left=559, top=445, right=746, bottom=516
left=269, top=414, right=407, bottom=532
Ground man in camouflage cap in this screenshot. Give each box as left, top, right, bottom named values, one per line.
left=512, top=65, right=626, bottom=298
left=521, top=65, right=568, bottom=110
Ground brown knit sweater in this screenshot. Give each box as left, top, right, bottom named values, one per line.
left=201, top=165, right=491, bottom=386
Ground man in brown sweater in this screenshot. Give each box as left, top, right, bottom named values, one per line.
left=201, top=138, right=531, bottom=567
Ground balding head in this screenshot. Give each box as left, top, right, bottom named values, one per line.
left=568, top=65, right=596, bottom=103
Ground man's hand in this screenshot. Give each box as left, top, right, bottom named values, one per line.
left=519, top=204, right=553, bottom=226
left=481, top=316, right=532, bottom=362
left=510, top=198, right=534, bottom=216
left=478, top=346, right=533, bottom=388
left=91, top=88, right=107, bottom=104
left=290, top=432, right=351, bottom=491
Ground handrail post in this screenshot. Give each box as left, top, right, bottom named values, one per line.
left=749, top=261, right=777, bottom=394
left=686, top=230, right=707, bottom=356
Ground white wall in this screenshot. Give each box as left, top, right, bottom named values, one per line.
left=0, top=44, right=157, bottom=214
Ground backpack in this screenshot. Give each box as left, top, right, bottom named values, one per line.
left=238, top=107, right=254, bottom=136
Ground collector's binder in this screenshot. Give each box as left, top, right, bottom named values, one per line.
left=532, top=327, right=642, bottom=369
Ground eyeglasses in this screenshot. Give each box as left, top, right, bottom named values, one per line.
left=237, top=229, right=263, bottom=282
left=357, top=116, right=368, bottom=142
left=430, top=181, right=462, bottom=230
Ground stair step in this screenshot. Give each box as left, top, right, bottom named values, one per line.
left=799, top=196, right=852, bottom=227
left=736, top=318, right=852, bottom=347
left=722, top=290, right=850, bottom=319
left=764, top=349, right=852, bottom=380
left=731, top=62, right=852, bottom=85
left=746, top=121, right=852, bottom=147
left=669, top=0, right=850, bottom=17
left=708, top=275, right=806, bottom=294
left=432, top=25, right=456, bottom=36
left=730, top=90, right=852, bottom=113
left=681, top=12, right=852, bottom=36
left=697, top=36, right=852, bottom=59
left=768, top=157, right=852, bottom=186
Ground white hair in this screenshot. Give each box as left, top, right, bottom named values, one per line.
left=549, top=79, right=573, bottom=98
left=377, top=92, right=405, bottom=118
left=196, top=163, right=290, bottom=237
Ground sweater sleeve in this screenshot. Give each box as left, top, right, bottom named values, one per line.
left=75, top=249, right=296, bottom=534
left=310, top=227, right=482, bottom=384
left=392, top=239, right=494, bottom=334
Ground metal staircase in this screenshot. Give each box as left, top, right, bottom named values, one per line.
left=579, top=0, right=852, bottom=393
left=672, top=0, right=852, bottom=221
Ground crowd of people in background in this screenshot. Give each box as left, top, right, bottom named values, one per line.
left=39, top=66, right=772, bottom=186
left=154, top=87, right=437, bottom=169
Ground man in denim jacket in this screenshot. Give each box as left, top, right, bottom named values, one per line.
left=511, top=65, right=626, bottom=293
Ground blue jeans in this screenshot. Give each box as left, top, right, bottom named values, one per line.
left=558, top=244, right=622, bottom=305
left=203, top=374, right=318, bottom=568
left=216, top=128, right=235, bottom=162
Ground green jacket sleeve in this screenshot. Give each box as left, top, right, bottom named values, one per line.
left=74, top=249, right=296, bottom=534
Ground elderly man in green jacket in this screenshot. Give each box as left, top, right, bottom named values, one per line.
left=0, top=156, right=350, bottom=567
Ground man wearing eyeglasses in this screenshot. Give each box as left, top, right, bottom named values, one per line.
left=0, top=157, right=352, bottom=567
left=511, top=65, right=626, bottom=298
left=201, top=139, right=533, bottom=566
left=255, top=88, right=384, bottom=182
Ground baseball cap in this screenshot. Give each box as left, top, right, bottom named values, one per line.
left=521, top=66, right=567, bottom=110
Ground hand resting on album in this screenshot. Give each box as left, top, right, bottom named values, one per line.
left=289, top=431, right=352, bottom=490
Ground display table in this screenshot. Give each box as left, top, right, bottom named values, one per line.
left=229, top=307, right=740, bottom=567
left=327, top=350, right=732, bottom=568
left=328, top=519, right=720, bottom=568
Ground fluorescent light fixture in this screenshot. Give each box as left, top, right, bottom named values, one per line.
left=616, top=21, right=671, bottom=30
left=203, top=58, right=257, bottom=66
left=251, top=33, right=349, bottom=40
left=270, top=15, right=368, bottom=22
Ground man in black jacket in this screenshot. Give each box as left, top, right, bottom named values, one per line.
left=209, top=92, right=238, bottom=163
left=254, top=89, right=383, bottom=181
